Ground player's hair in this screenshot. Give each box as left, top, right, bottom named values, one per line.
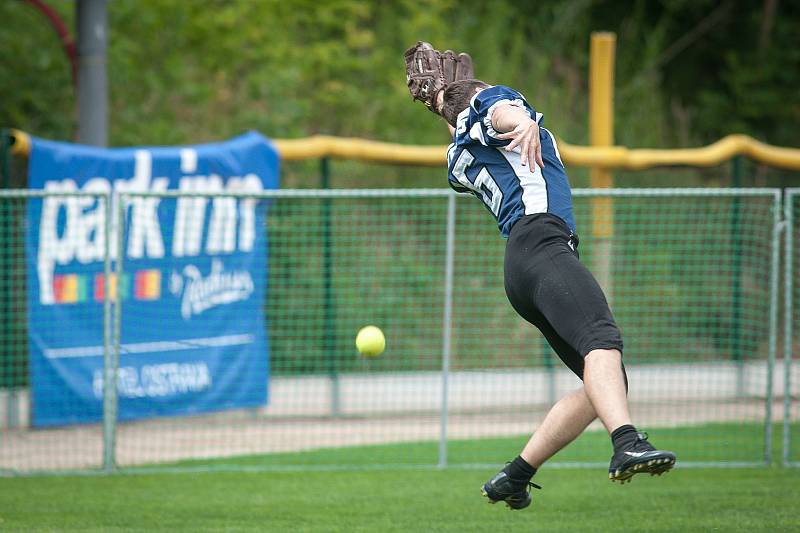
left=441, top=79, right=490, bottom=127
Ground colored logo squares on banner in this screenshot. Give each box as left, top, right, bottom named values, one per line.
left=134, top=270, right=161, bottom=300
left=92, top=271, right=161, bottom=301
left=53, top=274, right=87, bottom=303
left=93, top=273, right=131, bottom=302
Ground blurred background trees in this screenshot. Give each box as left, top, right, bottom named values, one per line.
left=1, top=0, right=798, bottom=186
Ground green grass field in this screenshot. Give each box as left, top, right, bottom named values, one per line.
left=1, top=424, right=798, bottom=532
left=155, top=422, right=771, bottom=470
left=1, top=467, right=798, bottom=532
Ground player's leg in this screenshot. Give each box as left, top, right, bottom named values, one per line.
left=516, top=313, right=598, bottom=467
left=503, top=213, right=675, bottom=486
left=584, top=348, right=631, bottom=433
left=504, top=213, right=630, bottom=433
left=480, top=386, right=596, bottom=510
left=515, top=317, right=634, bottom=468
left=482, top=254, right=600, bottom=509
left=519, top=386, right=596, bottom=467
left=529, top=228, right=675, bottom=483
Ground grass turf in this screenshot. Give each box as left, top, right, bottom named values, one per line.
left=0, top=467, right=798, bottom=532
left=1, top=423, right=797, bottom=531
left=155, top=422, right=770, bottom=470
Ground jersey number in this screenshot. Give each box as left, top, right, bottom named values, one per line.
left=451, top=149, right=502, bottom=216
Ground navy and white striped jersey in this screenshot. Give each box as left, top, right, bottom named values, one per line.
left=446, top=85, right=576, bottom=237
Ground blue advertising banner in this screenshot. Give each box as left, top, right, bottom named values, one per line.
left=26, top=132, right=278, bottom=427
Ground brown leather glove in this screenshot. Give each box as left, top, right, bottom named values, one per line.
left=405, top=41, right=474, bottom=114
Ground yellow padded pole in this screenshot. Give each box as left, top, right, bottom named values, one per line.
left=589, top=32, right=616, bottom=239
left=8, top=130, right=800, bottom=170
left=9, top=129, right=31, bottom=157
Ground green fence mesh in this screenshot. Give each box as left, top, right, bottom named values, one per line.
left=0, top=198, right=27, bottom=391
left=0, top=189, right=785, bottom=473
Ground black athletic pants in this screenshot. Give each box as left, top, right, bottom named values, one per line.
left=504, top=213, right=624, bottom=380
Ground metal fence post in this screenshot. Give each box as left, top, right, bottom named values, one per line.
left=102, top=192, right=122, bottom=472
left=785, top=189, right=797, bottom=466
left=764, top=190, right=781, bottom=465
left=730, top=157, right=745, bottom=396
left=438, top=192, right=456, bottom=468
left=320, top=157, right=340, bottom=417
left=76, top=0, right=108, bottom=147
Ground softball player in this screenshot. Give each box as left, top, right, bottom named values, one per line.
left=438, top=80, right=676, bottom=510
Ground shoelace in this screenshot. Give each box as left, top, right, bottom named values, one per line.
left=503, top=474, right=542, bottom=492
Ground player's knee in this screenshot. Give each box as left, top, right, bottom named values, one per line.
left=585, top=348, right=628, bottom=393
left=584, top=347, right=622, bottom=363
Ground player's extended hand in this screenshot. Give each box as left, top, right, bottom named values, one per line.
left=496, top=118, right=545, bottom=169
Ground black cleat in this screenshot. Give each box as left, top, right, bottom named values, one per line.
left=481, top=471, right=541, bottom=510
left=608, top=432, right=676, bottom=484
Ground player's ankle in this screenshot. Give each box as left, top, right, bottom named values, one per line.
left=503, top=455, right=537, bottom=483
left=610, top=424, right=638, bottom=451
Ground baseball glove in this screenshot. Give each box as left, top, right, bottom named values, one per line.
left=404, top=41, right=474, bottom=114
left=440, top=49, right=474, bottom=85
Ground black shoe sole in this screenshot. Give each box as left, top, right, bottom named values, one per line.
left=609, top=453, right=676, bottom=484
left=481, top=485, right=531, bottom=510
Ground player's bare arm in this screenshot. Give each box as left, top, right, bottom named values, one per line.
left=491, top=104, right=545, bottom=169
left=434, top=91, right=456, bottom=136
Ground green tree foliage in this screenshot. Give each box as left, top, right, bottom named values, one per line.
left=0, top=1, right=75, bottom=141
left=1, top=0, right=798, bottom=180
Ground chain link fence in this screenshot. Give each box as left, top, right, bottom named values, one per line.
left=0, top=188, right=789, bottom=473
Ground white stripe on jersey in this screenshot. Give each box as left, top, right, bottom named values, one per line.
left=542, top=128, right=564, bottom=166
left=469, top=122, right=486, bottom=145
left=498, top=148, right=548, bottom=215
